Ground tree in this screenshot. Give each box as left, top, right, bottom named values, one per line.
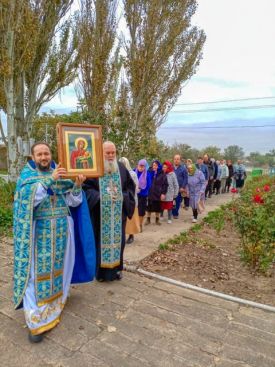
left=77, top=0, right=120, bottom=131
left=121, top=0, right=205, bottom=158
left=201, top=146, right=222, bottom=160
left=223, top=145, right=245, bottom=163
left=265, top=149, right=275, bottom=167
left=247, top=151, right=274, bottom=167
left=0, top=0, right=79, bottom=181
left=76, top=0, right=205, bottom=159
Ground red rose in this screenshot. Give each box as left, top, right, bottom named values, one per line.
left=263, top=185, right=270, bottom=192
left=253, top=194, right=264, bottom=204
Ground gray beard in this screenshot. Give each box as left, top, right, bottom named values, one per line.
left=104, top=159, right=118, bottom=174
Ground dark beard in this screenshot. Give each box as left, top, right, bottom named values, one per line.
left=37, top=163, right=51, bottom=171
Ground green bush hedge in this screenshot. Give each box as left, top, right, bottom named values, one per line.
left=233, top=176, right=275, bottom=272
left=0, top=179, right=15, bottom=236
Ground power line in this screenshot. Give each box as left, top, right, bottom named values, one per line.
left=174, top=96, right=275, bottom=106
left=171, top=104, right=275, bottom=113
left=161, top=124, right=275, bottom=130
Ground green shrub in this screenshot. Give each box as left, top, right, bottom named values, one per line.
left=233, top=176, right=275, bottom=272
left=0, top=179, right=15, bottom=236
left=158, top=243, right=169, bottom=251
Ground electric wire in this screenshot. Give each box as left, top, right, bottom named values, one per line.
left=174, top=96, right=275, bottom=106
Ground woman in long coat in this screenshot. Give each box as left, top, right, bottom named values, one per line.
left=146, top=160, right=168, bottom=225
left=186, top=163, right=207, bottom=223
left=119, top=157, right=140, bottom=244
left=234, top=160, right=247, bottom=191
left=135, top=159, right=152, bottom=232
left=161, top=161, right=179, bottom=224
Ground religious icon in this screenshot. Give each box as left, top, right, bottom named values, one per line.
left=70, top=137, right=93, bottom=169
left=57, top=123, right=104, bottom=178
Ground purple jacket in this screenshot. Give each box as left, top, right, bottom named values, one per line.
left=187, top=170, right=207, bottom=209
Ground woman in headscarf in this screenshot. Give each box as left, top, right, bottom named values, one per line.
left=186, top=163, right=207, bottom=223
left=119, top=157, right=140, bottom=244
left=233, top=159, right=247, bottom=191
left=161, top=161, right=179, bottom=224
left=146, top=160, right=168, bottom=225
left=135, top=159, right=152, bottom=232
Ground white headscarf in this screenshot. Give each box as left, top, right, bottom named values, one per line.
left=119, top=157, right=133, bottom=172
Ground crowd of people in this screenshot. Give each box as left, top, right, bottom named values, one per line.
left=119, top=153, right=247, bottom=244
left=13, top=140, right=247, bottom=342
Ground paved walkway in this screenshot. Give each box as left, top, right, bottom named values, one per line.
left=1, top=233, right=275, bottom=366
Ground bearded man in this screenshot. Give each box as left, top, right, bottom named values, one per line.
left=83, top=141, right=135, bottom=281
left=13, top=142, right=96, bottom=343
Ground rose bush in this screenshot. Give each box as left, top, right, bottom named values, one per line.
left=233, top=176, right=275, bottom=272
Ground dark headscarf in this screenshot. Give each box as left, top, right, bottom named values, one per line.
left=152, top=160, right=162, bottom=176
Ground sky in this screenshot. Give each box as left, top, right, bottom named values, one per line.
left=2, top=0, right=275, bottom=154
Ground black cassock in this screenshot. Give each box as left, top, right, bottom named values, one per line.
left=83, top=162, right=136, bottom=281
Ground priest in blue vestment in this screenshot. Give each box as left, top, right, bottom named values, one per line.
left=83, top=141, right=136, bottom=281
left=13, top=142, right=96, bottom=343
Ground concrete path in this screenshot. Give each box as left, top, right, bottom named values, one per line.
left=1, top=235, right=275, bottom=367
left=124, top=192, right=233, bottom=264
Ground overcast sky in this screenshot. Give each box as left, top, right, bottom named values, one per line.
left=2, top=0, right=275, bottom=153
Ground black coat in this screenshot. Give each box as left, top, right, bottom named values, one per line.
left=83, top=162, right=136, bottom=280
left=148, top=171, right=168, bottom=201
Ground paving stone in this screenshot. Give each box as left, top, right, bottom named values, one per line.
left=228, top=321, right=275, bottom=345
left=80, top=338, right=149, bottom=367
left=221, top=344, right=275, bottom=367
left=57, top=351, right=108, bottom=367
left=215, top=358, right=253, bottom=367
left=152, top=280, right=240, bottom=311
left=224, top=331, right=275, bottom=360
left=232, top=310, right=275, bottom=334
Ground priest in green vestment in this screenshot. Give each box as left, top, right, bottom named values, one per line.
left=84, top=141, right=136, bottom=281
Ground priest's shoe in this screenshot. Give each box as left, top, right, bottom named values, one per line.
left=28, top=332, right=44, bottom=343
left=116, top=271, right=123, bottom=280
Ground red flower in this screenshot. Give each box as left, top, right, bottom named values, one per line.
left=263, top=185, right=270, bottom=192
left=256, top=187, right=261, bottom=193
left=231, top=188, right=238, bottom=193
left=253, top=194, right=264, bottom=204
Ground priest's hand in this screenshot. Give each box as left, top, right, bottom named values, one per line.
left=52, top=163, right=67, bottom=180
left=75, top=174, right=86, bottom=187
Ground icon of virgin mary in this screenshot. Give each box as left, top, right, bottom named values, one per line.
left=70, top=137, right=93, bottom=169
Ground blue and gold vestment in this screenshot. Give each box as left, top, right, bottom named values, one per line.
left=13, top=161, right=96, bottom=309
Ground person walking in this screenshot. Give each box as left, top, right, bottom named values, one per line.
left=213, top=160, right=222, bottom=195
left=172, top=154, right=188, bottom=219
left=203, top=154, right=214, bottom=198
left=135, top=159, right=152, bottom=232
left=186, top=163, right=207, bottom=223
left=220, top=159, right=229, bottom=193
left=119, top=157, right=140, bottom=244
left=225, top=160, right=234, bottom=192
left=146, top=160, right=168, bottom=225
left=13, top=142, right=96, bottom=342
left=196, top=156, right=209, bottom=181
left=161, top=161, right=179, bottom=224
left=234, top=159, right=247, bottom=191
left=84, top=141, right=136, bottom=282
